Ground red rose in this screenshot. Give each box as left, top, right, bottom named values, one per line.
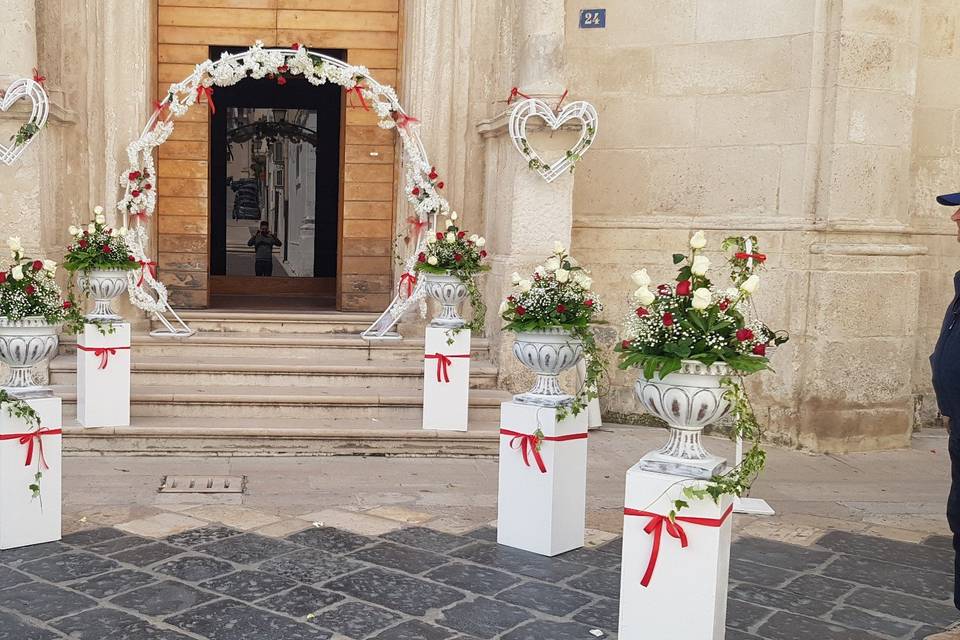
left=718, top=298, right=730, bottom=311
left=32, top=260, right=42, bottom=271
left=533, top=272, right=541, bottom=281
left=437, top=181, right=444, bottom=189
left=277, top=76, right=287, bottom=86
left=428, top=168, right=438, bottom=180
left=128, top=171, right=140, bottom=181
left=556, top=304, right=566, bottom=313
left=507, top=295, right=515, bottom=302
left=436, top=232, right=444, bottom=240
left=636, top=307, right=648, bottom=317
left=622, top=339, right=632, bottom=350
left=479, top=250, right=487, bottom=258
left=291, top=42, right=300, bottom=50
left=128, top=255, right=136, bottom=262
left=24, top=285, right=35, bottom=295
left=584, top=299, right=594, bottom=307
left=676, top=280, right=692, bottom=296
left=0, top=272, right=6, bottom=284
left=657, top=284, right=671, bottom=296
left=417, top=252, right=426, bottom=262
left=454, top=253, right=463, bottom=262
left=516, top=305, right=526, bottom=316
left=412, top=187, right=420, bottom=196
left=663, top=312, right=674, bottom=326
left=131, top=190, right=141, bottom=197
left=78, top=239, right=88, bottom=248
left=455, top=231, right=464, bottom=239
left=267, top=73, right=275, bottom=80
left=103, top=245, right=112, bottom=253
left=62, top=300, right=72, bottom=309
left=752, top=343, right=767, bottom=356
left=278, top=64, right=289, bottom=73
left=736, top=328, right=754, bottom=342
left=144, top=183, right=152, bottom=190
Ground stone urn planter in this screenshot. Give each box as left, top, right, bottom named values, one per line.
left=78, top=268, right=128, bottom=321
left=422, top=272, right=468, bottom=328
left=0, top=316, right=60, bottom=392
left=512, top=327, right=584, bottom=407
left=635, top=359, right=733, bottom=479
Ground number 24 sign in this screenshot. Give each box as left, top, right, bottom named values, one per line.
left=579, top=8, right=606, bottom=29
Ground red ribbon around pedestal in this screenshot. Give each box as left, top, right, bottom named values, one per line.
left=137, top=260, right=158, bottom=287
left=0, top=428, right=61, bottom=469
left=398, top=272, right=417, bottom=298
left=195, top=85, right=216, bottom=114
left=424, top=353, right=470, bottom=383
left=498, top=429, right=588, bottom=474
left=623, top=504, right=734, bottom=588
left=77, top=345, right=130, bottom=370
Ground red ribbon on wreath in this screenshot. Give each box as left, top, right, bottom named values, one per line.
left=393, top=112, right=419, bottom=130
left=196, top=85, right=216, bottom=114
left=137, top=259, right=158, bottom=287
left=499, top=429, right=588, bottom=474
left=32, top=68, right=45, bottom=86
left=398, top=272, right=417, bottom=298
left=0, top=428, right=61, bottom=469
left=734, top=252, right=766, bottom=263
left=406, top=215, right=428, bottom=237
left=424, top=353, right=470, bottom=383
left=347, top=82, right=369, bottom=111
left=506, top=87, right=531, bottom=104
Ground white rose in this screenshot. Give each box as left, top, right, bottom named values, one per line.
left=7, top=237, right=21, bottom=253
left=87, top=223, right=96, bottom=234
left=579, top=275, right=593, bottom=289
left=109, top=228, right=119, bottom=237
left=555, top=268, right=570, bottom=283
left=498, top=300, right=509, bottom=315
left=68, top=225, right=79, bottom=236
left=42, top=259, right=56, bottom=272
left=554, top=241, right=565, bottom=255
left=450, top=211, right=458, bottom=221
left=631, top=268, right=651, bottom=287
left=469, top=234, right=478, bottom=243
left=511, top=271, right=521, bottom=285
left=426, top=236, right=436, bottom=244
left=545, top=257, right=561, bottom=272
left=634, top=287, right=655, bottom=306
left=740, top=274, right=760, bottom=294
left=476, top=237, right=485, bottom=247
left=446, top=232, right=455, bottom=242
left=93, top=205, right=104, bottom=215
left=11, top=265, right=23, bottom=281
left=95, top=214, right=106, bottom=225
left=692, top=287, right=712, bottom=310
left=118, top=227, right=128, bottom=237
left=519, top=279, right=532, bottom=293
left=427, top=255, right=438, bottom=266
left=691, top=255, right=710, bottom=276
left=690, top=230, right=707, bottom=249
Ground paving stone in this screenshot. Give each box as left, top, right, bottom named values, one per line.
left=287, top=526, right=373, bottom=554
left=729, top=558, right=798, bottom=587
left=0, top=609, right=59, bottom=640
left=254, top=518, right=312, bottom=539
left=367, top=505, right=434, bottom=524
left=845, top=586, right=960, bottom=628
left=382, top=526, right=471, bottom=552
left=465, top=526, right=497, bottom=542
left=183, top=505, right=280, bottom=531
left=155, top=554, right=235, bottom=582
left=310, top=601, right=400, bottom=638
left=725, top=630, right=763, bottom=640
left=373, top=620, right=456, bottom=640
left=781, top=573, right=856, bottom=601
left=822, top=553, right=953, bottom=600
left=19, top=551, right=118, bottom=582
left=118, top=512, right=209, bottom=538
left=915, top=624, right=948, bottom=638
left=727, top=598, right=775, bottom=631
left=0, top=565, right=31, bottom=590
left=87, top=535, right=153, bottom=555
left=69, top=568, right=157, bottom=598
left=829, top=605, right=919, bottom=638
left=167, top=599, right=332, bottom=640
left=256, top=585, right=344, bottom=618
left=729, top=582, right=834, bottom=618
left=437, top=596, right=532, bottom=638
left=348, top=541, right=448, bottom=574
left=500, top=619, right=600, bottom=640
left=299, top=509, right=405, bottom=536
left=110, top=579, right=216, bottom=616
left=572, top=597, right=619, bottom=631
left=110, top=542, right=184, bottom=567
left=197, top=532, right=298, bottom=564
left=260, top=548, right=363, bottom=584
left=451, top=542, right=589, bottom=582
left=425, top=562, right=522, bottom=595
left=62, top=527, right=126, bottom=547
left=165, top=525, right=243, bottom=548
left=200, top=569, right=296, bottom=600
left=757, top=611, right=879, bottom=640
left=0, top=580, right=97, bottom=620
left=922, top=535, right=953, bottom=550
left=498, top=580, right=592, bottom=616
left=0, top=541, right=70, bottom=565
left=817, top=530, right=951, bottom=574
left=567, top=567, right=620, bottom=599
left=324, top=566, right=465, bottom=616
left=51, top=607, right=194, bottom=639
left=732, top=537, right=834, bottom=572
left=555, top=546, right=622, bottom=569
left=595, top=537, right=622, bottom=557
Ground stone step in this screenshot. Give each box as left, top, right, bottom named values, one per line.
left=51, top=384, right=509, bottom=421
left=62, top=414, right=500, bottom=456
left=153, top=309, right=381, bottom=334
left=58, top=332, right=491, bottom=361
left=49, top=354, right=500, bottom=389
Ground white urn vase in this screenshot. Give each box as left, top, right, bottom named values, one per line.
left=635, top=360, right=732, bottom=479
left=0, top=316, right=60, bottom=392
left=79, top=268, right=128, bottom=321
left=512, top=327, right=584, bottom=407
left=422, top=272, right=468, bottom=328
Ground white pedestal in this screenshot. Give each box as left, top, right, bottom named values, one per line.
left=0, top=396, right=62, bottom=549
left=422, top=326, right=470, bottom=431
left=77, top=322, right=130, bottom=428
left=619, top=465, right=733, bottom=639
left=496, top=402, right=588, bottom=556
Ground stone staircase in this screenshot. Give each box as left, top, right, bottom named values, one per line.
left=50, top=310, right=508, bottom=456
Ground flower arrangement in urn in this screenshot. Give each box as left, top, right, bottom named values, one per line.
left=413, top=212, right=489, bottom=332
left=617, top=231, right=787, bottom=516
left=63, top=206, right=140, bottom=321
left=500, top=242, right=605, bottom=418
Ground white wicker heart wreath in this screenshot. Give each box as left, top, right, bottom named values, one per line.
left=508, top=98, right=598, bottom=183
left=0, top=78, right=48, bottom=166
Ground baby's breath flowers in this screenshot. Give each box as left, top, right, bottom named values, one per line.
left=0, top=237, right=83, bottom=332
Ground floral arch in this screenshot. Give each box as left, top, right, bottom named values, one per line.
left=118, top=41, right=445, bottom=337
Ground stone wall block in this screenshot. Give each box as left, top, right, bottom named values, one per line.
left=564, top=0, right=696, bottom=47
left=809, top=270, right=919, bottom=338
left=696, top=91, right=809, bottom=146
left=841, top=0, right=915, bottom=38
left=695, top=0, right=816, bottom=42
left=838, top=32, right=917, bottom=93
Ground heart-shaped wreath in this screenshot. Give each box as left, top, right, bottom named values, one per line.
left=508, top=98, right=598, bottom=183
left=0, top=78, right=48, bottom=166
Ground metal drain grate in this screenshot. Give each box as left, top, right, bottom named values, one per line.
left=159, top=475, right=245, bottom=494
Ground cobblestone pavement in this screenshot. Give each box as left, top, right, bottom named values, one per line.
left=0, top=522, right=956, bottom=639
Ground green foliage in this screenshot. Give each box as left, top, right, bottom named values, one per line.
left=11, top=122, right=40, bottom=148
left=0, top=389, right=47, bottom=502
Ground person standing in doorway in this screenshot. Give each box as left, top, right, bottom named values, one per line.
left=928, top=193, right=960, bottom=639
left=248, top=220, right=282, bottom=277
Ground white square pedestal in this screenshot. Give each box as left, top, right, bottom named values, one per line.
left=496, top=402, right=588, bottom=556
left=77, top=323, right=130, bottom=427
left=422, top=326, right=470, bottom=431
left=0, top=396, right=62, bottom=549
left=618, top=465, right=734, bottom=639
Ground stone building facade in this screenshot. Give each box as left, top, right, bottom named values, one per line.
left=0, top=0, right=957, bottom=453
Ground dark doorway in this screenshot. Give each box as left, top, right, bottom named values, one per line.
left=208, top=46, right=344, bottom=310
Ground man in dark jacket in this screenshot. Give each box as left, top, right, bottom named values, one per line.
left=248, top=220, right=281, bottom=276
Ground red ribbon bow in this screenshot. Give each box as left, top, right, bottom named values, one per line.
left=506, top=87, right=531, bottom=104
left=499, top=428, right=588, bottom=474
left=734, top=252, right=766, bottom=263
left=347, top=82, right=369, bottom=110
left=32, top=68, right=45, bottom=86
left=406, top=215, right=428, bottom=239
left=393, top=112, right=419, bottom=130
left=196, top=85, right=216, bottom=114
left=0, top=428, right=61, bottom=469
left=131, top=210, right=149, bottom=225
left=398, top=272, right=417, bottom=297
left=77, top=345, right=130, bottom=370
left=137, top=260, right=158, bottom=287
left=424, top=353, right=470, bottom=383
left=624, top=504, right=734, bottom=587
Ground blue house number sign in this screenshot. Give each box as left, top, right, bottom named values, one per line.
left=579, top=9, right=606, bottom=29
